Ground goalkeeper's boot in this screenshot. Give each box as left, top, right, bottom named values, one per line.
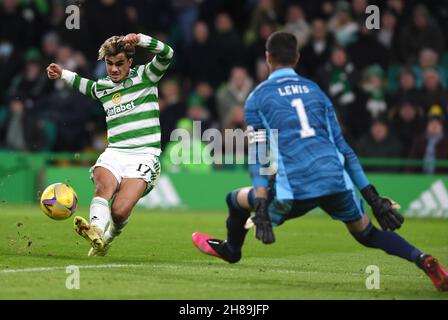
left=88, top=242, right=111, bottom=257
left=74, top=216, right=104, bottom=253
left=192, top=232, right=241, bottom=264
left=418, top=254, right=448, bottom=291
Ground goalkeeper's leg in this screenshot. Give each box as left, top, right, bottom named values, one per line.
left=192, top=187, right=254, bottom=263
left=348, top=215, right=448, bottom=291
left=347, top=214, right=423, bottom=263
left=225, top=187, right=254, bottom=257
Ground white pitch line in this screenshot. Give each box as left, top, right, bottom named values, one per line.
left=0, top=264, right=146, bottom=273
left=0, top=263, right=416, bottom=279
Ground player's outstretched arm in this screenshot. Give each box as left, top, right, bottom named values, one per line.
left=322, top=93, right=404, bottom=231
left=243, top=94, right=275, bottom=244
left=46, top=63, right=97, bottom=99
left=126, top=33, right=174, bottom=83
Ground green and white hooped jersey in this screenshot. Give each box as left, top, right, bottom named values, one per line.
left=61, top=34, right=173, bottom=156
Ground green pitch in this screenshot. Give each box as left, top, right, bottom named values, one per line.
left=0, top=204, right=447, bottom=300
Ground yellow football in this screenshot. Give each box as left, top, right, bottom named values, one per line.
left=40, top=183, right=78, bottom=220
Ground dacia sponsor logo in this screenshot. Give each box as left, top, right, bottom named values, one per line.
left=107, top=101, right=136, bottom=117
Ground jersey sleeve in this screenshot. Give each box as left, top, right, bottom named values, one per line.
left=323, top=93, right=370, bottom=190
left=137, top=34, right=174, bottom=83
left=245, top=92, right=270, bottom=188
left=61, top=69, right=97, bottom=100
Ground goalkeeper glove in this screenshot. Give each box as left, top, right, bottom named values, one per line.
left=244, top=198, right=275, bottom=244
left=361, top=184, right=404, bottom=231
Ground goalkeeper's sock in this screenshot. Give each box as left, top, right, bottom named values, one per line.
left=351, top=223, right=422, bottom=263
left=89, top=197, right=110, bottom=234
left=226, top=190, right=251, bottom=254
left=104, top=217, right=129, bottom=244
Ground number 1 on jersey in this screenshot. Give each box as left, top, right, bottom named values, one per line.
left=291, top=98, right=316, bottom=138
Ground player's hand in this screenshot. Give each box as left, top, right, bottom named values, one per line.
left=123, top=33, right=140, bottom=46
left=245, top=198, right=275, bottom=244
left=46, top=63, right=62, bottom=80
left=361, top=185, right=404, bottom=231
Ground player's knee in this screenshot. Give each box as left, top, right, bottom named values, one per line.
left=94, top=182, right=112, bottom=198
left=226, top=190, right=241, bottom=211
left=226, top=190, right=250, bottom=216
left=350, top=223, right=378, bottom=248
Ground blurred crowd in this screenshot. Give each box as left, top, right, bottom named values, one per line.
left=1, top=0, right=448, bottom=173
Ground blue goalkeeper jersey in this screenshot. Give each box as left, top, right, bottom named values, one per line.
left=245, top=68, right=369, bottom=200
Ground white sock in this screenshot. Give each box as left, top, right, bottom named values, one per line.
left=104, top=218, right=129, bottom=244
left=89, top=197, right=110, bottom=234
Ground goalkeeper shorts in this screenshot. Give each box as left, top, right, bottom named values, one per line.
left=248, top=188, right=365, bottom=226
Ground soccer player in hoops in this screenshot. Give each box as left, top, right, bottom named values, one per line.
left=47, top=33, right=172, bottom=256
left=192, top=32, right=448, bottom=291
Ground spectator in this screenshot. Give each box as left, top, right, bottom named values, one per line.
left=377, top=10, right=400, bottom=63
left=37, top=87, right=95, bottom=152
left=255, top=59, right=269, bottom=84
left=172, top=0, right=199, bottom=48
left=40, top=32, right=60, bottom=68
left=0, top=0, right=31, bottom=49
left=283, top=4, right=310, bottom=49
left=320, top=0, right=336, bottom=21
left=356, top=118, right=402, bottom=160
left=387, top=67, right=419, bottom=108
left=412, top=48, right=447, bottom=89
left=409, top=115, right=448, bottom=174
left=159, top=79, right=186, bottom=150
left=351, top=0, right=369, bottom=26
left=7, top=52, right=52, bottom=110
left=389, top=100, right=425, bottom=157
left=0, top=40, right=21, bottom=105
left=194, top=82, right=218, bottom=122
left=187, top=21, right=215, bottom=86
left=85, top=0, right=132, bottom=49
left=245, top=20, right=276, bottom=78
left=209, top=12, right=243, bottom=88
left=0, top=98, right=48, bottom=151
left=245, top=0, right=279, bottom=46
left=397, top=4, right=445, bottom=64
left=360, top=65, right=388, bottom=120
left=328, top=1, right=358, bottom=47
left=216, top=66, right=254, bottom=130
left=316, top=46, right=361, bottom=138
left=386, top=0, right=408, bottom=30
left=417, top=68, right=448, bottom=115
left=186, top=94, right=213, bottom=135
left=347, top=26, right=389, bottom=71
left=298, top=18, right=333, bottom=78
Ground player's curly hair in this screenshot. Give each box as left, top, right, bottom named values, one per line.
left=98, top=35, right=135, bottom=60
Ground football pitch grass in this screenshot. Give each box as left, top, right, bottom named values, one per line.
left=0, top=204, right=447, bottom=300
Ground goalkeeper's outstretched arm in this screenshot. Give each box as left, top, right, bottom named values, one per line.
left=46, top=63, right=97, bottom=99
left=322, top=92, right=404, bottom=231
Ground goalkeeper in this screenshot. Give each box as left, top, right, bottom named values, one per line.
left=192, top=31, right=448, bottom=291
left=47, top=33, right=172, bottom=256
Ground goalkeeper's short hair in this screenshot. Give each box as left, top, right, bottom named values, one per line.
left=265, top=31, right=299, bottom=66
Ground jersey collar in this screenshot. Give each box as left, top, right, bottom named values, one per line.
left=268, top=67, right=298, bottom=80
